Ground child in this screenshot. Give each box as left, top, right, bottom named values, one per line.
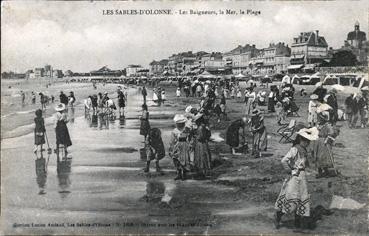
left=176, top=87, right=181, bottom=97
left=34, top=109, right=46, bottom=156
left=276, top=101, right=285, bottom=125
left=144, top=128, right=165, bottom=173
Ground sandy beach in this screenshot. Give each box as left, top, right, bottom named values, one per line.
left=1, top=79, right=368, bottom=235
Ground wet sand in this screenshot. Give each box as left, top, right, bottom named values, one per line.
left=1, top=80, right=368, bottom=235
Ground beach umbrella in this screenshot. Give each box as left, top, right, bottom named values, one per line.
left=360, top=86, right=369, bottom=91
left=331, top=84, right=345, bottom=92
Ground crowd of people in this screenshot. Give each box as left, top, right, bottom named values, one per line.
left=30, top=75, right=368, bottom=230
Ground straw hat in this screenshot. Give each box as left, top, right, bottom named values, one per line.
left=317, top=103, right=332, bottom=113
left=185, top=105, right=193, bottom=113
left=310, top=94, right=319, bottom=100
left=296, top=127, right=319, bottom=141
left=251, top=109, right=261, bottom=117
left=55, top=103, right=66, bottom=112
left=173, top=114, right=187, bottom=124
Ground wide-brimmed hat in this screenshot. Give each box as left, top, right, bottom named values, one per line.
left=55, top=103, right=66, bottom=112
left=296, top=127, right=319, bottom=141
left=317, top=103, right=332, bottom=113
left=310, top=94, right=319, bottom=100
left=251, top=109, right=261, bottom=116
left=173, top=114, right=187, bottom=124
left=185, top=105, right=193, bottom=113
left=193, top=113, right=204, bottom=122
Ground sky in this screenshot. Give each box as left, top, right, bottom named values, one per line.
left=1, top=0, right=368, bottom=73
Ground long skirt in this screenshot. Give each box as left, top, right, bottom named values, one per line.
left=311, top=139, right=334, bottom=169
left=268, top=98, right=275, bottom=112
left=140, top=119, right=150, bottom=136
left=308, top=111, right=318, bottom=127
left=275, top=171, right=310, bottom=217
left=194, top=141, right=211, bottom=173
left=34, top=132, right=45, bottom=145
left=226, top=127, right=240, bottom=148
left=55, top=121, right=72, bottom=147
left=253, top=128, right=267, bottom=151
left=245, top=100, right=255, bottom=115
left=172, top=142, right=191, bottom=171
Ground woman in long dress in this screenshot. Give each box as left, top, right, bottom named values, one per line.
left=226, top=117, right=248, bottom=155
left=245, top=88, right=256, bottom=115
left=139, top=104, right=150, bottom=142
left=169, top=114, right=192, bottom=180
left=311, top=110, right=340, bottom=178
left=152, top=89, right=158, bottom=103
left=250, top=109, right=267, bottom=158
left=54, top=103, right=72, bottom=157
left=308, top=94, right=320, bottom=127
left=193, top=114, right=211, bottom=177
left=274, top=128, right=318, bottom=229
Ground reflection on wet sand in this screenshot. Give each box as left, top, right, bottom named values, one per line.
left=98, top=113, right=109, bottom=130
left=119, top=117, right=126, bottom=128
left=35, top=156, right=48, bottom=195
left=57, top=156, right=72, bottom=198
left=68, top=107, right=75, bottom=123
left=144, top=180, right=166, bottom=202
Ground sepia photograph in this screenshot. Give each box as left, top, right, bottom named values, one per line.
left=1, top=0, right=368, bottom=235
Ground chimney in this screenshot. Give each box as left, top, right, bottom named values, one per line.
left=315, top=30, right=319, bottom=43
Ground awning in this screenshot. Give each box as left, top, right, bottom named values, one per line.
left=304, top=64, right=315, bottom=70
left=291, top=54, right=305, bottom=59
left=287, top=64, right=304, bottom=70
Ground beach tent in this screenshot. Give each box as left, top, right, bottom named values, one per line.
left=198, top=71, right=216, bottom=79
left=291, top=75, right=300, bottom=84
left=323, top=75, right=339, bottom=85
left=235, top=73, right=246, bottom=79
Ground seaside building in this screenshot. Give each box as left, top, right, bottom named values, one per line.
left=341, top=21, right=368, bottom=65
left=261, top=42, right=291, bottom=74
left=90, top=66, right=122, bottom=77
left=34, top=68, right=44, bottom=78
left=223, top=44, right=259, bottom=74
left=44, top=64, right=52, bottom=77
left=52, top=69, right=63, bottom=78
left=149, top=59, right=168, bottom=75
left=290, top=30, right=329, bottom=69
left=201, top=52, right=225, bottom=73
left=126, top=64, right=142, bottom=77
left=64, top=70, right=74, bottom=77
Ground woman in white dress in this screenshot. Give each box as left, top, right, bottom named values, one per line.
left=308, top=94, right=320, bottom=127
left=152, top=89, right=158, bottom=103
left=274, top=128, right=318, bottom=229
